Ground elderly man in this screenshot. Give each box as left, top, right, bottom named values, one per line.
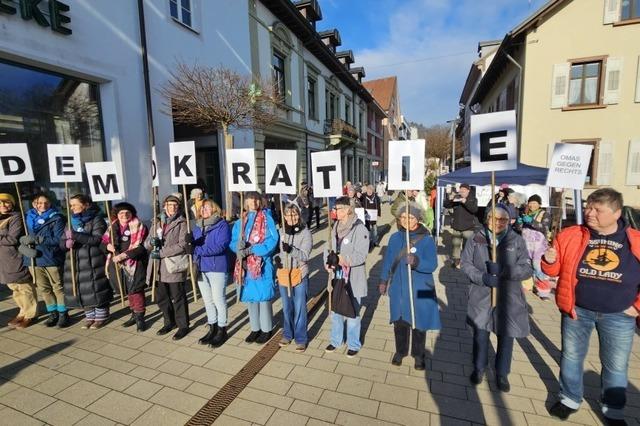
left=543, top=189, right=640, bottom=425
left=443, top=183, right=478, bottom=268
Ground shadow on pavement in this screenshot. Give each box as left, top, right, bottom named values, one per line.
left=0, top=340, right=75, bottom=382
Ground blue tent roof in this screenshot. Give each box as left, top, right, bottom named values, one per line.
left=437, top=163, right=548, bottom=187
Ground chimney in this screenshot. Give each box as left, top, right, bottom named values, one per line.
left=350, top=67, right=365, bottom=83
left=336, top=50, right=354, bottom=70
left=318, top=29, right=341, bottom=53
left=294, top=0, right=322, bottom=29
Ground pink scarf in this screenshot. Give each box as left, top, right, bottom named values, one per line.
left=102, top=217, right=146, bottom=277
left=233, top=210, right=266, bottom=283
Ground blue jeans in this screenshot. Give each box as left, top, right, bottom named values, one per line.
left=560, top=306, right=636, bottom=419
left=197, top=272, right=228, bottom=326
left=330, top=296, right=362, bottom=351
left=247, top=301, right=273, bottom=333
left=279, top=277, right=308, bottom=344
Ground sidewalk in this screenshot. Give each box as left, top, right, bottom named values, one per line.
left=0, top=205, right=639, bottom=425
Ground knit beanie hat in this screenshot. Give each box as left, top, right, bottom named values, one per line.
left=113, top=202, right=137, bottom=217
left=528, top=194, right=542, bottom=204
left=163, top=195, right=181, bottom=205
left=0, top=193, right=15, bottom=206
left=395, top=202, right=424, bottom=220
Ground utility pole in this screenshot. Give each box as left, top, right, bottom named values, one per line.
left=446, top=118, right=459, bottom=172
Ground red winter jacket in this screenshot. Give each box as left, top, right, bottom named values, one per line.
left=541, top=224, right=640, bottom=319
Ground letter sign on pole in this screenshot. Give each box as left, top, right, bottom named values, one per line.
left=387, top=140, right=425, bottom=190
left=470, top=111, right=517, bottom=173
left=169, top=141, right=197, bottom=185
left=226, top=148, right=257, bottom=192
left=546, top=143, right=594, bottom=190
left=265, top=149, right=297, bottom=194
left=47, top=144, right=82, bottom=183
left=85, top=161, right=124, bottom=202
left=310, top=150, right=342, bottom=198
left=151, top=145, right=159, bottom=188
left=0, top=143, right=34, bottom=183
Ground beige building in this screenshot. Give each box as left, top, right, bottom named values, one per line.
left=461, top=0, right=640, bottom=206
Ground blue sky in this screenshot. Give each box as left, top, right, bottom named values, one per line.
left=319, top=0, right=546, bottom=126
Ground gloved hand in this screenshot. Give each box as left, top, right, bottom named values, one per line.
left=150, top=250, right=161, bottom=260
left=65, top=238, right=74, bottom=250
left=18, top=245, right=38, bottom=258
left=404, top=254, right=419, bottom=268
left=378, top=282, right=388, bottom=295
left=150, top=237, right=163, bottom=249
left=274, top=255, right=283, bottom=269
left=65, top=229, right=73, bottom=240
left=185, top=243, right=194, bottom=255
left=521, top=215, right=533, bottom=224
left=238, top=247, right=252, bottom=259
left=326, top=250, right=339, bottom=268
left=184, top=232, right=194, bottom=244
left=237, top=240, right=249, bottom=251
left=482, top=273, right=499, bottom=288
left=19, top=235, right=37, bottom=245
left=485, top=261, right=501, bottom=275
left=282, top=242, right=292, bottom=253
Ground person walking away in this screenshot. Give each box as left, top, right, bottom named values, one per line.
left=60, top=194, right=112, bottom=329
left=1, top=193, right=35, bottom=329
left=230, top=192, right=279, bottom=344
left=379, top=202, right=440, bottom=370
left=376, top=181, right=387, bottom=204
left=193, top=200, right=231, bottom=347
left=276, top=203, right=313, bottom=352
left=324, top=196, right=369, bottom=358
left=443, top=183, right=478, bottom=268
left=362, top=185, right=381, bottom=248
left=146, top=194, right=191, bottom=340
left=542, top=188, right=640, bottom=425
left=19, top=193, right=67, bottom=327
left=103, top=202, right=149, bottom=332
left=461, top=205, right=533, bottom=392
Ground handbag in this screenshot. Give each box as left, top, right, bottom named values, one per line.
left=331, top=278, right=356, bottom=318
left=165, top=254, right=189, bottom=274
left=276, top=268, right=303, bottom=287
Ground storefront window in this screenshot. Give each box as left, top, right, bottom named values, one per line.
left=0, top=60, right=104, bottom=210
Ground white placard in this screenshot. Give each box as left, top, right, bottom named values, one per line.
left=355, top=208, right=366, bottom=223
left=85, top=162, right=123, bottom=202
left=169, top=141, right=197, bottom=185
left=387, top=140, right=425, bottom=190
left=546, top=143, right=594, bottom=190
left=475, top=184, right=550, bottom=207
left=226, top=148, right=257, bottom=192
left=366, top=209, right=378, bottom=221
left=151, top=145, right=159, bottom=187
left=0, top=143, right=34, bottom=183
left=310, top=150, right=342, bottom=198
left=265, top=149, right=297, bottom=194
left=47, top=144, right=82, bottom=183
left=470, top=111, right=518, bottom=173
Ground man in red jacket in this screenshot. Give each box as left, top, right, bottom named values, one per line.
left=542, top=188, right=640, bottom=425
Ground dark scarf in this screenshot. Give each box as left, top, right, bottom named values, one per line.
left=70, top=208, right=96, bottom=233
left=284, top=221, right=304, bottom=235
left=199, top=214, right=221, bottom=231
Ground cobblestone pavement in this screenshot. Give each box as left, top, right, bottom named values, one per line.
left=1, top=204, right=640, bottom=425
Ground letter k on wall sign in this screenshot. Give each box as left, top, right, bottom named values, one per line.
left=470, top=111, right=517, bottom=173
left=170, top=141, right=197, bottom=185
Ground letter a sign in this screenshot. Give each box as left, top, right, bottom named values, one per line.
left=85, top=162, right=124, bottom=202
left=169, top=141, right=197, bottom=185
left=0, top=143, right=34, bottom=183
left=265, top=149, right=297, bottom=194
left=387, top=140, right=425, bottom=190
left=470, top=111, right=517, bottom=173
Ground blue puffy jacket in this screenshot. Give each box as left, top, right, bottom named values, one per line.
left=24, top=208, right=66, bottom=268
left=193, top=217, right=231, bottom=273
left=230, top=209, right=278, bottom=303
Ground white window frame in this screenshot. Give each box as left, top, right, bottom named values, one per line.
left=170, top=0, right=194, bottom=30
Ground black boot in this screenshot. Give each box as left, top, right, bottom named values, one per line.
left=209, top=326, right=227, bottom=348
left=122, top=313, right=136, bottom=328
left=57, top=311, right=70, bottom=328
left=199, top=324, right=217, bottom=345
left=45, top=312, right=59, bottom=327
left=135, top=313, right=146, bottom=332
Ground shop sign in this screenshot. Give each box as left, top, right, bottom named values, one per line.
left=0, top=0, right=72, bottom=36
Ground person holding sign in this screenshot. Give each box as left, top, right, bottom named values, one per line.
left=18, top=193, right=68, bottom=328
left=230, top=192, right=279, bottom=345
left=145, top=195, right=191, bottom=340
left=276, top=202, right=313, bottom=352
left=0, top=193, right=36, bottom=329
left=443, top=183, right=478, bottom=269
left=379, top=203, right=440, bottom=370
left=362, top=185, right=382, bottom=248
left=324, top=196, right=369, bottom=358
left=460, top=205, right=532, bottom=392
left=102, top=203, right=149, bottom=332
left=543, top=189, right=640, bottom=424
left=60, top=194, right=112, bottom=329
left=192, top=200, right=231, bottom=348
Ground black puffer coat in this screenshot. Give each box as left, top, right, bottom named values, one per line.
left=103, top=220, right=148, bottom=295
left=61, top=211, right=112, bottom=308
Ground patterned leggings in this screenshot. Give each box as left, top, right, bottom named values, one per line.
left=84, top=306, right=110, bottom=322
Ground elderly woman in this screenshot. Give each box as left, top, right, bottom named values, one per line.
left=146, top=194, right=190, bottom=340
left=461, top=205, right=533, bottom=392
left=379, top=203, right=440, bottom=370
left=193, top=200, right=231, bottom=347
left=277, top=203, right=313, bottom=352
left=103, top=202, right=148, bottom=332
left=230, top=191, right=279, bottom=344
left=0, top=193, right=35, bottom=329
left=61, top=194, right=112, bottom=329
left=19, top=193, right=66, bottom=327
left=189, top=188, right=204, bottom=220
left=325, top=196, right=369, bottom=358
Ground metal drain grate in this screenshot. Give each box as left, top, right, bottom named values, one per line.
left=186, top=288, right=328, bottom=426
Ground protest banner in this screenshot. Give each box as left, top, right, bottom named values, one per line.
left=546, top=143, right=594, bottom=190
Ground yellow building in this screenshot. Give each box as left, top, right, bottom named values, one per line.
left=463, top=0, right=640, bottom=206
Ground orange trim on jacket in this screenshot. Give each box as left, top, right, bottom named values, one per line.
left=541, top=224, right=640, bottom=319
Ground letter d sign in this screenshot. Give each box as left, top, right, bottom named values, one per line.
left=0, top=143, right=34, bottom=183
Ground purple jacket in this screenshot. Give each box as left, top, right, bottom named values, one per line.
left=193, top=217, right=231, bottom=273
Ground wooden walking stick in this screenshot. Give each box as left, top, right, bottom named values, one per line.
left=64, top=182, right=78, bottom=297
left=182, top=185, right=198, bottom=303
left=14, top=182, right=35, bottom=284
left=151, top=187, right=158, bottom=303
left=405, top=191, right=416, bottom=329
left=104, top=201, right=126, bottom=308
left=280, top=195, right=291, bottom=298
left=491, top=171, right=497, bottom=308
left=326, top=197, right=333, bottom=314
left=236, top=191, right=245, bottom=304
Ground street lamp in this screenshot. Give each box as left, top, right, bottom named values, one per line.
left=446, top=118, right=460, bottom=172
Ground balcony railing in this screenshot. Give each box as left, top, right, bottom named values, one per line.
left=324, top=118, right=359, bottom=141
